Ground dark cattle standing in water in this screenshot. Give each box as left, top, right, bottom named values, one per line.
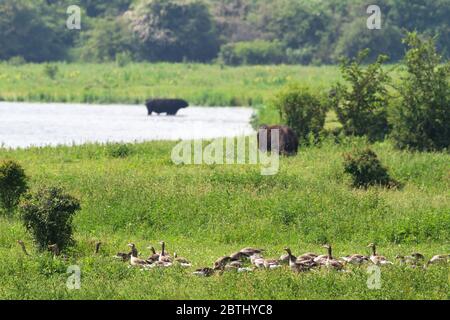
left=145, top=99, right=189, bottom=116
left=258, top=125, right=299, bottom=156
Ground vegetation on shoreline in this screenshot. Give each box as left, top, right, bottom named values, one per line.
left=0, top=63, right=340, bottom=106
left=0, top=138, right=448, bottom=299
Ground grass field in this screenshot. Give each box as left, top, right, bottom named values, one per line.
left=0, top=138, right=449, bottom=299
left=0, top=63, right=341, bottom=106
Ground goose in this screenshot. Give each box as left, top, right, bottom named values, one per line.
left=341, top=253, right=370, bottom=265
left=158, top=241, right=173, bottom=263
left=213, top=256, right=232, bottom=270
left=284, top=248, right=313, bottom=272
left=94, top=241, right=102, bottom=254
left=146, top=246, right=160, bottom=263
left=396, top=253, right=425, bottom=267
left=114, top=252, right=131, bottom=262
left=278, top=253, right=290, bottom=265
left=263, top=258, right=282, bottom=269
left=173, top=253, right=192, bottom=267
left=427, top=254, right=449, bottom=266
left=367, top=243, right=393, bottom=265
left=17, top=240, right=29, bottom=256
left=149, top=260, right=173, bottom=268
left=230, top=251, right=250, bottom=262
left=250, top=254, right=266, bottom=268
left=239, top=247, right=264, bottom=256
left=224, top=261, right=243, bottom=270
left=127, top=243, right=151, bottom=267
left=193, top=267, right=215, bottom=277
left=320, top=244, right=344, bottom=270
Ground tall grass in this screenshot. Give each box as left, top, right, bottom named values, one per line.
left=0, top=139, right=448, bottom=299
left=0, top=63, right=340, bottom=106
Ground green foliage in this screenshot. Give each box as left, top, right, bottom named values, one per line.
left=0, top=0, right=75, bottom=62
left=128, top=0, right=219, bottom=62
left=115, top=51, right=133, bottom=67
left=219, top=40, right=285, bottom=65
left=19, top=187, right=81, bottom=251
left=391, top=33, right=450, bottom=151
left=107, top=143, right=133, bottom=158
left=0, top=160, right=28, bottom=214
left=331, top=49, right=391, bottom=142
left=7, top=56, right=26, bottom=66
left=42, top=64, right=59, bottom=80
left=79, top=18, right=136, bottom=63
left=343, top=148, right=398, bottom=189
left=272, top=84, right=326, bottom=145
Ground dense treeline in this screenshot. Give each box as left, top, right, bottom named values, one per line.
left=0, top=0, right=449, bottom=64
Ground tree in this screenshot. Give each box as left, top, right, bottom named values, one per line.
left=331, top=49, right=391, bottom=142
left=0, top=0, right=74, bottom=62
left=127, top=0, right=219, bottom=62
left=391, top=33, right=450, bottom=151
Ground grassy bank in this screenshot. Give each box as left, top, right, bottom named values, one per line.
left=0, top=138, right=448, bottom=299
left=0, top=63, right=341, bottom=106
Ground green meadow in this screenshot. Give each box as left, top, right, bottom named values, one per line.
left=0, top=138, right=448, bottom=299
left=0, top=63, right=341, bottom=106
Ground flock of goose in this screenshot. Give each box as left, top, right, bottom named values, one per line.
left=111, top=242, right=449, bottom=276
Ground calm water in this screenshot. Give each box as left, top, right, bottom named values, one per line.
left=0, top=102, right=255, bottom=149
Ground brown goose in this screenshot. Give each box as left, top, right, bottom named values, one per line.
left=193, top=267, right=215, bottom=277
left=146, top=246, right=160, bottom=263
left=427, top=254, right=449, bottom=266
left=128, top=243, right=151, bottom=267
left=320, top=244, right=344, bottom=270
left=367, top=243, right=393, bottom=265
left=341, top=251, right=370, bottom=265
left=17, top=240, right=29, bottom=256
left=158, top=241, right=173, bottom=263
left=114, top=252, right=131, bottom=262
left=239, top=247, right=264, bottom=256
left=396, top=253, right=425, bottom=267
left=284, top=248, right=313, bottom=272
left=230, top=251, right=250, bottom=262
left=213, top=256, right=232, bottom=270
left=173, top=253, right=192, bottom=267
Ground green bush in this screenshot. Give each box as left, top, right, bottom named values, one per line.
left=115, top=51, right=133, bottom=67
left=391, top=32, right=450, bottom=151
left=343, top=148, right=399, bottom=189
left=20, top=187, right=80, bottom=251
left=272, top=84, right=326, bottom=145
left=219, top=40, right=285, bottom=66
left=0, top=159, right=28, bottom=214
left=7, top=56, right=27, bottom=66
left=107, top=143, right=132, bottom=158
left=331, top=49, right=390, bottom=142
left=43, top=64, right=59, bottom=79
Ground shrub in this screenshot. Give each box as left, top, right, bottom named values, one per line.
left=43, top=64, right=59, bottom=79
left=219, top=40, right=285, bottom=66
left=272, top=84, right=326, bottom=145
left=0, top=159, right=28, bottom=214
left=107, top=143, right=132, bottom=158
left=20, top=186, right=80, bottom=251
left=7, top=56, right=26, bottom=66
left=331, top=49, right=390, bottom=142
left=391, top=32, right=450, bottom=151
left=115, top=51, right=133, bottom=67
left=343, top=148, right=399, bottom=189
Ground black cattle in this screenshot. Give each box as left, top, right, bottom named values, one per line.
left=257, top=125, right=299, bottom=156
left=145, top=99, right=189, bottom=116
